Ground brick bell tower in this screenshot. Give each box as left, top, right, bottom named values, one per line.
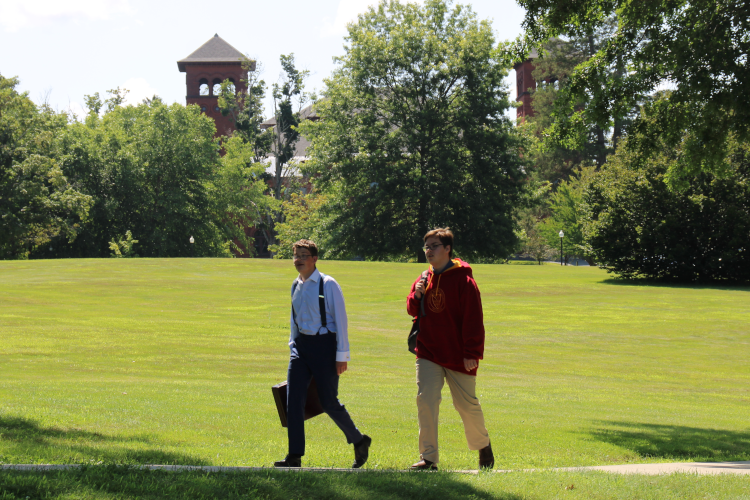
left=512, top=48, right=539, bottom=122
left=177, top=34, right=254, bottom=136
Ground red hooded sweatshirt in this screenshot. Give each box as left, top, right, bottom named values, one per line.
left=406, top=259, right=485, bottom=376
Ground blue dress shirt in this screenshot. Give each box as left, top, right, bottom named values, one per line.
left=290, top=268, right=350, bottom=362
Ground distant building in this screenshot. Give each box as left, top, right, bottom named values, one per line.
left=177, top=34, right=253, bottom=136
left=178, top=35, right=265, bottom=257
left=260, top=104, right=319, bottom=173
left=513, top=48, right=539, bottom=122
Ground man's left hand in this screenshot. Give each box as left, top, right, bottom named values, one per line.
left=336, top=361, right=348, bottom=376
left=464, top=358, right=478, bottom=371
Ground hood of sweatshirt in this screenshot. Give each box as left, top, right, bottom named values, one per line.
left=427, top=258, right=473, bottom=288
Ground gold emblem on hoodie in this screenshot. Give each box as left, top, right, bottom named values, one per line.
left=428, top=288, right=446, bottom=313
left=427, top=273, right=446, bottom=313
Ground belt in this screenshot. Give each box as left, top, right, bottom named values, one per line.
left=300, top=329, right=336, bottom=336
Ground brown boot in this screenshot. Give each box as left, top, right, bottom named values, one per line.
left=478, top=441, right=494, bottom=469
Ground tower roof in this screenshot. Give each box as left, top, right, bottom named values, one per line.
left=178, top=34, right=246, bottom=72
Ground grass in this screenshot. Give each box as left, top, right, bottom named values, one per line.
left=2, top=467, right=750, bottom=500
left=1, top=258, right=749, bottom=498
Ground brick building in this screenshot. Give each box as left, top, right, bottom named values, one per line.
left=178, top=35, right=267, bottom=257
left=177, top=34, right=253, bottom=136
left=513, top=48, right=539, bottom=122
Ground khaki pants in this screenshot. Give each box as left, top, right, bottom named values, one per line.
left=416, top=358, right=490, bottom=464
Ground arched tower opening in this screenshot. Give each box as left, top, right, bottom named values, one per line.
left=199, top=78, right=209, bottom=96
left=211, top=78, right=222, bottom=96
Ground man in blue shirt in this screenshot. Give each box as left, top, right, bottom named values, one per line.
left=274, top=239, right=372, bottom=468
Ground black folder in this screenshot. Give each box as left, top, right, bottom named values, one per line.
left=272, top=378, right=324, bottom=427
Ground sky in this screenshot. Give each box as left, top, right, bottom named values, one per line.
left=0, top=0, right=527, bottom=120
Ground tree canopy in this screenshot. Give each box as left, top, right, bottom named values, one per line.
left=53, top=95, right=226, bottom=257
left=511, top=0, right=749, bottom=185
left=582, top=101, right=750, bottom=282
left=303, top=0, right=526, bottom=262
left=0, top=74, right=92, bottom=259
left=0, top=84, right=271, bottom=259
left=217, top=59, right=271, bottom=161
left=521, top=22, right=642, bottom=184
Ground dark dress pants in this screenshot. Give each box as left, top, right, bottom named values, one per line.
left=287, top=333, right=362, bottom=455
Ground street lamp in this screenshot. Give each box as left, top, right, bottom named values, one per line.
left=558, top=230, right=564, bottom=266
left=189, top=235, right=194, bottom=257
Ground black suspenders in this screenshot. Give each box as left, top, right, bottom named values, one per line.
left=318, top=277, right=327, bottom=331
left=291, top=274, right=328, bottom=334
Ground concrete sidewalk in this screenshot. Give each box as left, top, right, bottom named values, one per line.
left=2, top=462, right=750, bottom=475
left=550, top=462, right=750, bottom=475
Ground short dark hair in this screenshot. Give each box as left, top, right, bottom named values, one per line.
left=292, top=239, right=318, bottom=257
left=424, top=227, right=453, bottom=258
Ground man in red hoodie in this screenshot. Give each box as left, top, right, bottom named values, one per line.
left=406, top=227, right=493, bottom=470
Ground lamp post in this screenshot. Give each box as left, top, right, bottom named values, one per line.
left=189, top=235, right=194, bottom=258
left=558, top=230, right=564, bottom=266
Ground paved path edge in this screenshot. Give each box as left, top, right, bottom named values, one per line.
left=2, top=462, right=750, bottom=475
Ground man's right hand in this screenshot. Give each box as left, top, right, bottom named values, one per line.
left=464, top=358, right=478, bottom=371
left=414, top=278, right=426, bottom=299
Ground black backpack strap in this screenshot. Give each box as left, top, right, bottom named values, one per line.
left=318, top=273, right=328, bottom=333
left=419, top=270, right=429, bottom=317
left=291, top=281, right=300, bottom=330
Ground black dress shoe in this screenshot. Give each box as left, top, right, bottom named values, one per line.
left=352, top=434, right=372, bottom=468
left=478, top=441, right=494, bottom=469
left=410, top=459, right=438, bottom=470
left=274, top=454, right=302, bottom=468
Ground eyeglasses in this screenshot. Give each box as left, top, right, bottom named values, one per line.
left=422, top=244, right=444, bottom=252
left=293, top=254, right=313, bottom=261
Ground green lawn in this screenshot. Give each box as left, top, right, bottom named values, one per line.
left=2, top=467, right=750, bottom=500
left=1, top=258, right=749, bottom=498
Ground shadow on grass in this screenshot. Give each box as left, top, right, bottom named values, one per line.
left=598, top=278, right=750, bottom=291
left=590, top=421, right=750, bottom=461
left=0, top=466, right=523, bottom=500
left=0, top=414, right=208, bottom=466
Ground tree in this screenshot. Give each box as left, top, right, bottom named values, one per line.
left=216, top=58, right=277, bottom=253
left=269, top=192, right=330, bottom=259
left=49, top=93, right=229, bottom=258
left=581, top=101, right=750, bottom=282
left=302, top=0, right=526, bottom=262
left=270, top=54, right=311, bottom=195
left=208, top=135, right=277, bottom=256
left=265, top=54, right=313, bottom=253
left=511, top=0, right=750, bottom=186
left=219, top=54, right=313, bottom=255
left=521, top=38, right=589, bottom=185
left=518, top=222, right=555, bottom=264
left=522, top=22, right=641, bottom=184
left=217, top=59, right=271, bottom=161
left=0, top=74, right=92, bottom=259
left=539, top=166, right=597, bottom=265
